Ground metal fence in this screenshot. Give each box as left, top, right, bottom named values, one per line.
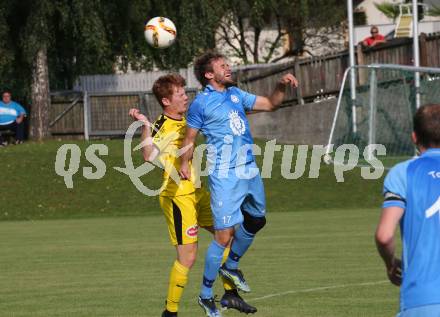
left=50, top=33, right=440, bottom=138
left=50, top=90, right=198, bottom=139
left=73, top=67, right=200, bottom=92
left=237, top=32, right=440, bottom=104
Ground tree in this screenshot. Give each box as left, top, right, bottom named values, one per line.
left=375, top=1, right=440, bottom=22
left=374, top=2, right=401, bottom=22
left=1, top=0, right=117, bottom=140
left=428, top=4, right=440, bottom=16
left=279, top=0, right=347, bottom=59
left=215, top=0, right=287, bottom=64
left=0, top=2, right=12, bottom=80
left=215, top=0, right=348, bottom=64
left=136, top=0, right=221, bottom=69
left=23, top=0, right=54, bottom=140
left=0, top=0, right=222, bottom=140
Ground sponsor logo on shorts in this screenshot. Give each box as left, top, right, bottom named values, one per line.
left=186, top=225, right=199, bottom=238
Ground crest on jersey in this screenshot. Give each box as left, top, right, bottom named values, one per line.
left=230, top=95, right=239, bottom=103
left=229, top=110, right=246, bottom=136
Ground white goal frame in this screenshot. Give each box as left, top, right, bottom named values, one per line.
left=325, top=63, right=440, bottom=162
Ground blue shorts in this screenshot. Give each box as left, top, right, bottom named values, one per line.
left=208, top=161, right=266, bottom=229
left=397, top=304, right=440, bottom=317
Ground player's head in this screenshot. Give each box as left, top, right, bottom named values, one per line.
left=2, top=90, right=11, bottom=103
left=412, top=103, right=440, bottom=150
left=194, top=51, right=233, bottom=87
left=152, top=74, right=188, bottom=114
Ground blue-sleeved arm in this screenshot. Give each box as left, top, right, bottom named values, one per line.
left=382, top=160, right=411, bottom=209
left=186, top=99, right=204, bottom=130
left=237, top=88, right=257, bottom=111
left=13, top=102, right=26, bottom=116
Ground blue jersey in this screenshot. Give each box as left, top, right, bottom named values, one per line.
left=186, top=85, right=257, bottom=171
left=0, top=101, right=26, bottom=125
left=383, top=149, right=440, bottom=311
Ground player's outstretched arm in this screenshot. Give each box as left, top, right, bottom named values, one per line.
left=179, top=127, right=198, bottom=180
left=375, top=206, right=404, bottom=286
left=128, top=108, right=159, bottom=162
left=251, top=73, right=298, bottom=112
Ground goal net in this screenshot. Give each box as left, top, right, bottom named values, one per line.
left=326, top=64, right=440, bottom=168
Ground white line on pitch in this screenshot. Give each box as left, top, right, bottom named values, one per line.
left=247, top=280, right=389, bottom=302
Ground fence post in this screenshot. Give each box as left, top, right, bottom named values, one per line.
left=419, top=32, right=428, bottom=67
left=367, top=68, right=377, bottom=161
left=294, top=59, right=304, bottom=105
left=357, top=44, right=367, bottom=85
left=83, top=91, right=90, bottom=141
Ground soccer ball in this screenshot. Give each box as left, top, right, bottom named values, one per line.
left=144, top=17, right=177, bottom=49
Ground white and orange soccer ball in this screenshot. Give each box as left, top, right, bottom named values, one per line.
left=144, top=17, right=177, bottom=49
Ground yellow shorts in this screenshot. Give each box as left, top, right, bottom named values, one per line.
left=159, top=188, right=213, bottom=246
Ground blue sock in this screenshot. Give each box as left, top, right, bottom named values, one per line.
left=225, top=224, right=255, bottom=270
left=200, top=240, right=225, bottom=299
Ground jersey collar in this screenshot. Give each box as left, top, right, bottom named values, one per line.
left=204, top=84, right=228, bottom=93
left=422, top=148, right=440, bottom=156
left=205, top=85, right=215, bottom=92
left=162, top=113, right=184, bottom=121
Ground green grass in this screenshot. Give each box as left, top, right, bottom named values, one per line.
left=0, top=209, right=400, bottom=317
left=0, top=139, right=384, bottom=220
left=0, top=140, right=401, bottom=316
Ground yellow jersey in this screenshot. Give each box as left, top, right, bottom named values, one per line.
left=151, top=114, right=197, bottom=197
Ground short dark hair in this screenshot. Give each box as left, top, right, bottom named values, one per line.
left=413, top=104, right=440, bottom=148
left=152, top=73, right=186, bottom=108
left=2, top=90, right=11, bottom=96
left=194, top=51, right=225, bottom=87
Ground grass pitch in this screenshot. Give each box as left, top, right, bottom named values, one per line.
left=0, top=140, right=384, bottom=220
left=1, top=209, right=399, bottom=317
left=0, top=140, right=400, bottom=316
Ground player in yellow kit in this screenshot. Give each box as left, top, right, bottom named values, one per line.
left=129, top=74, right=256, bottom=317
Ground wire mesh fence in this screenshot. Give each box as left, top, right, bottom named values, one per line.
left=327, top=64, right=440, bottom=167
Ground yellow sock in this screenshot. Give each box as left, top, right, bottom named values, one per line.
left=166, top=260, right=189, bottom=313
left=221, top=247, right=235, bottom=291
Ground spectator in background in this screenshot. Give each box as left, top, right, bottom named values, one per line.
left=362, top=25, right=386, bottom=47
left=0, top=90, right=26, bottom=146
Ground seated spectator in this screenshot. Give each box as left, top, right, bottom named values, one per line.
left=362, top=26, right=386, bottom=47
left=0, top=90, right=26, bottom=146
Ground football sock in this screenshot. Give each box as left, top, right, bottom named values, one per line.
left=225, top=224, right=255, bottom=270
left=166, top=260, right=189, bottom=313
left=221, top=247, right=235, bottom=291
left=200, top=240, right=225, bottom=299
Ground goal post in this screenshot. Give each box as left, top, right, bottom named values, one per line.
left=326, top=64, right=440, bottom=168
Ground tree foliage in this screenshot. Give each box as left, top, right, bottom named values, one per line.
left=0, top=0, right=221, bottom=100
left=428, top=4, right=440, bottom=17
left=374, top=2, right=401, bottom=22
left=0, top=0, right=224, bottom=139
left=279, top=0, right=347, bottom=58
left=375, top=1, right=439, bottom=21
left=216, top=0, right=347, bottom=64
left=215, top=0, right=286, bottom=64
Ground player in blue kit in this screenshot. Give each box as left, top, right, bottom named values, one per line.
left=376, top=103, right=440, bottom=317
left=179, top=51, right=298, bottom=316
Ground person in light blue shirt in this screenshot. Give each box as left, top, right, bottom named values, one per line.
left=376, top=103, right=440, bottom=317
left=179, top=51, right=298, bottom=316
left=0, top=91, right=26, bottom=145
